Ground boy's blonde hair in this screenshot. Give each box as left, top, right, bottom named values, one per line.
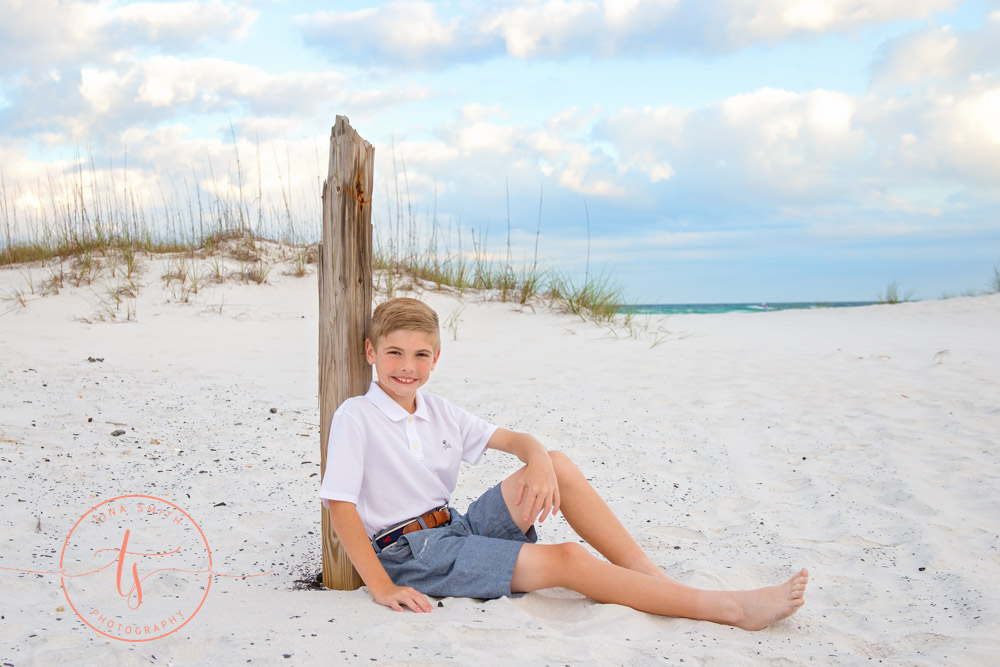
left=369, top=298, right=441, bottom=351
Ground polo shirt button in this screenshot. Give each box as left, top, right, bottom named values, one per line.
left=407, top=417, right=414, bottom=423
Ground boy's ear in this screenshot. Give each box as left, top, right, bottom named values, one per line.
left=431, top=348, right=441, bottom=369
left=364, top=338, right=376, bottom=364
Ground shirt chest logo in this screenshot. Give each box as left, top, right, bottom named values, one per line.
left=441, top=439, right=452, bottom=450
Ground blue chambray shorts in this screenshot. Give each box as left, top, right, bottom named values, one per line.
left=376, top=483, right=538, bottom=599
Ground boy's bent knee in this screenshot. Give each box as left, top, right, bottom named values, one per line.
left=512, top=542, right=593, bottom=592
left=555, top=541, right=589, bottom=562
left=548, top=450, right=570, bottom=465
left=548, top=450, right=580, bottom=480
left=544, top=543, right=594, bottom=586
left=528, top=541, right=588, bottom=565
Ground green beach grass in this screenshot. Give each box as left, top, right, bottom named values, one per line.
left=1, top=149, right=624, bottom=324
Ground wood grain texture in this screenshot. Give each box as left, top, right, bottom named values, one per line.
left=318, top=115, right=373, bottom=591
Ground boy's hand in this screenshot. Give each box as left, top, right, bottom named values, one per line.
left=486, top=428, right=562, bottom=524
left=326, top=503, right=433, bottom=613
left=517, top=452, right=561, bottom=524
left=371, top=582, right=434, bottom=613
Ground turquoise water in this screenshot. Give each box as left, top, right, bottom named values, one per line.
left=620, top=301, right=876, bottom=315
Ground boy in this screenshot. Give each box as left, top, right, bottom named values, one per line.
left=319, top=298, right=807, bottom=630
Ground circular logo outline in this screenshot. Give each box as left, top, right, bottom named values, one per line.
left=60, top=494, right=213, bottom=642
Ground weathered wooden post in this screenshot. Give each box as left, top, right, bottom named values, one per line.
left=318, top=116, right=374, bottom=590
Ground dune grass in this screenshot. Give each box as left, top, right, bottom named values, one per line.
left=1, top=148, right=623, bottom=323
left=876, top=280, right=914, bottom=305
left=938, top=263, right=1000, bottom=300
left=367, top=163, right=621, bottom=322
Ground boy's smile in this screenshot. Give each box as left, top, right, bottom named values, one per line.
left=365, top=329, right=440, bottom=413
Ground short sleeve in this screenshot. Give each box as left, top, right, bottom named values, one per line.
left=318, top=406, right=365, bottom=506
left=455, top=405, right=498, bottom=467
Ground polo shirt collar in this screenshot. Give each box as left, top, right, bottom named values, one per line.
left=365, top=381, right=430, bottom=422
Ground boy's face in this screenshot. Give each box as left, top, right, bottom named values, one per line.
left=365, top=329, right=440, bottom=412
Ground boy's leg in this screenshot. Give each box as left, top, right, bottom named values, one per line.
left=509, top=542, right=808, bottom=630
left=499, top=451, right=809, bottom=629
left=499, top=451, right=664, bottom=578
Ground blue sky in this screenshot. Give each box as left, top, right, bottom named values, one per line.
left=1, top=0, right=999, bottom=303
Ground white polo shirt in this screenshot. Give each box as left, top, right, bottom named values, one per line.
left=319, top=382, right=498, bottom=537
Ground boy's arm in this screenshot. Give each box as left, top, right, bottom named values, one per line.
left=326, top=501, right=433, bottom=613
left=486, top=427, right=560, bottom=524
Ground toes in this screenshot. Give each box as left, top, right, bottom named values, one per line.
left=787, top=570, right=809, bottom=586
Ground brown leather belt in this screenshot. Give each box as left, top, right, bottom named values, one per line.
left=372, top=506, right=451, bottom=553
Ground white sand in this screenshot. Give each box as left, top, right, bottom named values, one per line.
left=2, top=253, right=999, bottom=665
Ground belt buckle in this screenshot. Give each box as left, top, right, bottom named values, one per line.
left=371, top=505, right=451, bottom=554
left=431, top=506, right=451, bottom=527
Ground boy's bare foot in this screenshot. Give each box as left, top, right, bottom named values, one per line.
left=726, top=568, right=809, bottom=631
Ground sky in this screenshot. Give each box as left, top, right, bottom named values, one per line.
left=1, top=0, right=999, bottom=304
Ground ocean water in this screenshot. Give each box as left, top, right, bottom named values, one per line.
left=620, top=301, right=876, bottom=315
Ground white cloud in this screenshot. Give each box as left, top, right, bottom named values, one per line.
left=129, top=56, right=346, bottom=114
left=347, top=86, right=436, bottom=113
left=296, top=2, right=498, bottom=68
left=7, top=51, right=431, bottom=150
left=545, top=105, right=604, bottom=134
left=231, top=116, right=305, bottom=142
left=295, top=0, right=961, bottom=66
left=856, top=77, right=1000, bottom=185
left=648, top=164, right=675, bottom=182
left=0, top=0, right=257, bottom=75
left=67, top=56, right=435, bottom=143
left=0, top=143, right=61, bottom=184
left=371, top=73, right=999, bottom=230
left=973, top=89, right=1000, bottom=143
left=602, top=88, right=867, bottom=202
left=1, top=125, right=332, bottom=242
left=597, top=75, right=1000, bottom=224
left=729, top=0, right=957, bottom=42
left=0, top=0, right=112, bottom=74
left=873, top=26, right=962, bottom=85
left=4, top=41, right=431, bottom=154
left=871, top=12, right=1000, bottom=87
left=121, top=55, right=432, bottom=119
left=392, top=139, right=461, bottom=167
left=537, top=0, right=959, bottom=54
left=454, top=121, right=518, bottom=154
left=80, top=68, right=121, bottom=114
left=113, top=1, right=256, bottom=45
left=861, top=191, right=944, bottom=217
left=906, top=84, right=1000, bottom=184
left=459, top=103, right=510, bottom=124
left=807, top=218, right=934, bottom=240
left=371, top=106, right=627, bottom=205
left=483, top=0, right=611, bottom=59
